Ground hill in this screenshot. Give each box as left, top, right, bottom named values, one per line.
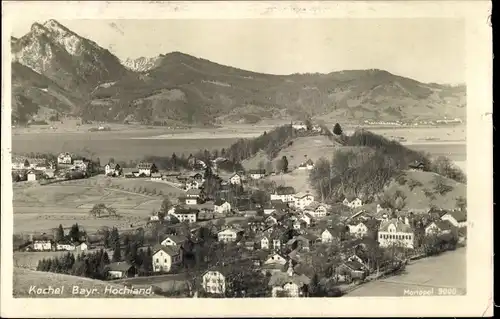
left=383, top=170, right=466, bottom=211
left=13, top=267, right=159, bottom=298
left=12, top=20, right=466, bottom=125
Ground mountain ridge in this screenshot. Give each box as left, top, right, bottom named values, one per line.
left=11, top=20, right=466, bottom=126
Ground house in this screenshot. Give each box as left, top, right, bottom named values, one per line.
left=265, top=215, right=278, bottom=226
left=425, top=220, right=456, bottom=236
left=76, top=242, right=88, bottom=251
left=269, top=262, right=311, bottom=297
left=57, top=152, right=72, bottom=164
left=186, top=188, right=202, bottom=199
left=303, top=202, right=328, bottom=218
left=408, top=161, right=426, bottom=171
left=229, top=173, right=242, bottom=185
left=292, top=122, right=308, bottom=130
left=293, top=192, right=315, bottom=210
left=270, top=186, right=296, bottom=203
left=185, top=180, right=201, bottom=191
left=27, top=170, right=43, bottom=181
left=56, top=242, right=76, bottom=251
left=192, top=172, right=204, bottom=181
left=248, top=169, right=266, bottom=180
left=105, top=262, right=137, bottom=279
left=173, top=207, right=199, bottom=223
left=214, top=199, right=231, bottom=214
left=105, top=163, right=121, bottom=176
left=297, top=159, right=314, bottom=170
left=217, top=227, right=242, bottom=243
left=136, top=162, right=157, bottom=177
left=161, top=235, right=186, bottom=247
left=73, top=159, right=89, bottom=171
left=440, top=210, right=467, bottom=228
left=178, top=195, right=198, bottom=206
left=152, top=245, right=182, bottom=273
left=320, top=225, right=349, bottom=244
left=259, top=235, right=270, bottom=250
left=299, top=214, right=313, bottom=226
left=264, top=253, right=287, bottom=265
left=150, top=173, right=162, bottom=181
left=343, top=197, right=363, bottom=209
left=348, top=221, right=369, bottom=238
left=33, top=240, right=53, bottom=251
left=202, top=270, right=226, bottom=295
left=377, top=219, right=415, bottom=249
left=336, top=259, right=368, bottom=282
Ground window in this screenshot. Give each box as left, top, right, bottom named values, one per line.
left=156, top=258, right=159, bottom=263
left=164, top=259, right=167, bottom=263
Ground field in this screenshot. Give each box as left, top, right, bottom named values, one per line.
left=13, top=267, right=160, bottom=298
left=345, top=247, right=466, bottom=296
left=11, top=176, right=184, bottom=235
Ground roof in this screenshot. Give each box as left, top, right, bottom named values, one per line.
left=186, top=189, right=202, bottom=196
left=137, top=162, right=154, bottom=169
left=343, top=260, right=366, bottom=272
left=162, top=235, right=185, bottom=244
left=379, top=219, right=413, bottom=233
left=304, top=201, right=325, bottom=211
left=176, top=207, right=200, bottom=215
left=442, top=210, right=467, bottom=222
left=270, top=200, right=288, bottom=209
left=248, top=169, right=266, bottom=174
left=153, top=244, right=181, bottom=256
left=409, top=161, right=426, bottom=168
left=275, top=186, right=296, bottom=195
left=294, top=191, right=313, bottom=199
left=214, top=198, right=227, bottom=206
left=106, top=262, right=134, bottom=272
left=268, top=271, right=311, bottom=287
left=151, top=173, right=162, bottom=178
left=429, top=220, right=456, bottom=231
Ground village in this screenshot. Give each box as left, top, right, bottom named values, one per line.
left=11, top=137, right=467, bottom=298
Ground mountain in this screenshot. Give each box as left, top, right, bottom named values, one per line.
left=12, top=20, right=129, bottom=93
left=12, top=20, right=466, bottom=125
left=121, top=56, right=164, bottom=72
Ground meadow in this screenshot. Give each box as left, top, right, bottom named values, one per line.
left=11, top=176, right=184, bottom=235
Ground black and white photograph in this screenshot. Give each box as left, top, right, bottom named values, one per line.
left=1, top=1, right=492, bottom=317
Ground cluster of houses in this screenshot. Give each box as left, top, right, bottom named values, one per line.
left=11, top=152, right=94, bottom=182
left=25, top=234, right=88, bottom=252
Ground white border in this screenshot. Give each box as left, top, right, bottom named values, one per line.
left=1, top=1, right=493, bottom=317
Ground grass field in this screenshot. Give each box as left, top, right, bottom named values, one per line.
left=12, top=176, right=177, bottom=235
left=346, top=247, right=466, bottom=297
left=13, top=267, right=160, bottom=298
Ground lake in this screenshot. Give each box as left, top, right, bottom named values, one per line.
left=11, top=131, right=466, bottom=163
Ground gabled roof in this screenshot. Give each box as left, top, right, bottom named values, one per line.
left=379, top=219, right=413, bottom=233
left=153, top=244, right=181, bottom=256
left=343, top=259, right=366, bottom=272
left=268, top=271, right=311, bottom=287
left=106, top=262, right=134, bottom=272
left=294, top=191, right=313, bottom=199
left=248, top=169, right=266, bottom=174
left=429, top=220, right=456, bottom=231
left=442, top=210, right=467, bottom=222
left=162, top=235, right=185, bottom=244
left=274, top=186, right=296, bottom=195
left=137, top=162, right=154, bottom=169
left=214, top=198, right=227, bottom=206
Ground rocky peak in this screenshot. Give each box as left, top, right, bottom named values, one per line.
left=30, top=23, right=48, bottom=37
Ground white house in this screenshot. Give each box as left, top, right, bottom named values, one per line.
left=377, top=219, right=415, bottom=249
left=264, top=253, right=287, bottom=265
left=321, top=228, right=338, bottom=244
left=270, top=187, right=296, bottom=203
left=76, top=242, right=88, bottom=251
left=300, top=214, right=312, bottom=226
left=343, top=197, right=363, bottom=209
left=440, top=210, right=467, bottom=228
left=161, top=235, right=185, bottom=247
left=260, top=236, right=270, bottom=250
left=202, top=270, right=226, bottom=294
left=27, top=170, right=43, bottom=182
left=293, top=192, right=315, bottom=210
left=248, top=169, right=266, bottom=180
left=303, top=202, right=328, bottom=218
left=136, top=162, right=156, bottom=177
left=425, top=220, right=455, bottom=236
left=56, top=242, right=75, bottom=251
left=105, top=163, right=121, bottom=176
left=217, top=228, right=241, bottom=243
left=348, top=222, right=369, bottom=238
left=57, top=152, right=72, bottom=164
left=73, top=159, right=88, bottom=171
left=33, top=240, right=52, bottom=251
left=173, top=208, right=198, bottom=223
left=269, top=263, right=311, bottom=297
left=185, top=180, right=201, bottom=191
left=214, top=199, right=231, bottom=214
left=150, top=173, right=162, bottom=181
left=229, top=173, right=242, bottom=185
left=152, top=246, right=182, bottom=273
left=105, top=262, right=136, bottom=279
left=292, top=122, right=307, bottom=130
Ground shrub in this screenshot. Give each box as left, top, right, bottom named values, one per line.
left=407, top=179, right=423, bottom=190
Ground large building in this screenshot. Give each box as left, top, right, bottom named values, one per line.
left=377, top=219, right=415, bottom=249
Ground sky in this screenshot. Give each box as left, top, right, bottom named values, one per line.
left=11, top=18, right=465, bottom=85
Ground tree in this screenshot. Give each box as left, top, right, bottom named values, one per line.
left=171, top=153, right=178, bottom=170
left=110, top=227, right=120, bottom=248
left=304, top=118, right=313, bottom=131
left=24, top=159, right=30, bottom=168
left=69, top=224, right=80, bottom=242
left=280, top=156, right=289, bottom=173
left=257, top=160, right=266, bottom=171
left=103, top=228, right=111, bottom=248
left=112, top=242, right=122, bottom=262
left=160, top=198, right=173, bottom=214
left=55, top=224, right=65, bottom=242
left=455, top=196, right=467, bottom=211
left=333, top=123, right=343, bottom=135
left=265, top=161, right=274, bottom=175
